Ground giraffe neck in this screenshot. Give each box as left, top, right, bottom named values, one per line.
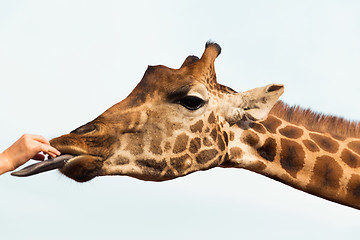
left=224, top=113, right=360, bottom=209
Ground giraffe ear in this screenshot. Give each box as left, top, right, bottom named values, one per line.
left=223, top=84, right=284, bottom=123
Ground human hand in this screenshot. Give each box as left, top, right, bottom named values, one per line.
left=0, top=134, right=61, bottom=174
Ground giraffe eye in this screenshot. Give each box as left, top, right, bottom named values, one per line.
left=178, top=96, right=205, bottom=110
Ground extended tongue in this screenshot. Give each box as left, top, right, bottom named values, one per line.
left=11, top=154, right=74, bottom=177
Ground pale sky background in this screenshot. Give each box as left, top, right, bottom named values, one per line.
left=1, top=0, right=360, bottom=239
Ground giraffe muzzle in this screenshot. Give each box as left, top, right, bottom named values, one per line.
left=10, top=154, right=75, bottom=177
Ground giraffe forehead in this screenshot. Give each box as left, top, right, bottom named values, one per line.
left=135, top=65, right=210, bottom=91
left=124, top=61, right=233, bottom=108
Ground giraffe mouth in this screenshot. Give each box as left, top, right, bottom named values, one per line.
left=11, top=154, right=75, bottom=177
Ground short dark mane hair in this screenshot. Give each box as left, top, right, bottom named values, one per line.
left=270, top=101, right=360, bottom=139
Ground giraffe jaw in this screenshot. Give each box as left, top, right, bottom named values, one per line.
left=60, top=154, right=104, bottom=182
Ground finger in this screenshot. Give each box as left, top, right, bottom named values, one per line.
left=48, top=152, right=57, bottom=158
left=32, top=153, right=45, bottom=161
left=40, top=144, right=61, bottom=157
left=48, top=146, right=61, bottom=156
left=45, top=149, right=57, bottom=158
left=29, top=134, right=51, bottom=145
left=48, top=146, right=61, bottom=157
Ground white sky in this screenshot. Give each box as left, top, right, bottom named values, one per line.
left=1, top=1, right=360, bottom=239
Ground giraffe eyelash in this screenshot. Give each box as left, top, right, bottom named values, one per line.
left=177, top=95, right=206, bottom=110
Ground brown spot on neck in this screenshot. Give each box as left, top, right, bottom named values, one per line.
left=280, top=139, right=305, bottom=178
left=341, top=149, right=360, bottom=168
left=229, top=147, right=243, bottom=160
left=257, top=138, right=277, bottom=162
left=246, top=161, right=267, bottom=172
left=241, top=131, right=260, bottom=146
left=279, top=125, right=304, bottom=139
left=261, top=116, right=282, bottom=134
left=309, top=133, right=339, bottom=153
left=347, top=174, right=360, bottom=201
left=250, top=122, right=266, bottom=134
left=307, top=155, right=343, bottom=195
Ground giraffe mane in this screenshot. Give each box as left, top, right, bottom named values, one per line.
left=270, top=101, right=360, bottom=138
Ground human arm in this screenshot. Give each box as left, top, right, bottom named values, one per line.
left=0, top=134, right=61, bottom=175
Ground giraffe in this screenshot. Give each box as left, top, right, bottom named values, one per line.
left=12, top=42, right=360, bottom=210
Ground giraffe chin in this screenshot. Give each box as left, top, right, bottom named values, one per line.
left=59, top=155, right=103, bottom=182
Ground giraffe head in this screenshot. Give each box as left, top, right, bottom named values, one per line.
left=20, top=42, right=284, bottom=182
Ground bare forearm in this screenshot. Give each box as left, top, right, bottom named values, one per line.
left=0, top=152, right=14, bottom=175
